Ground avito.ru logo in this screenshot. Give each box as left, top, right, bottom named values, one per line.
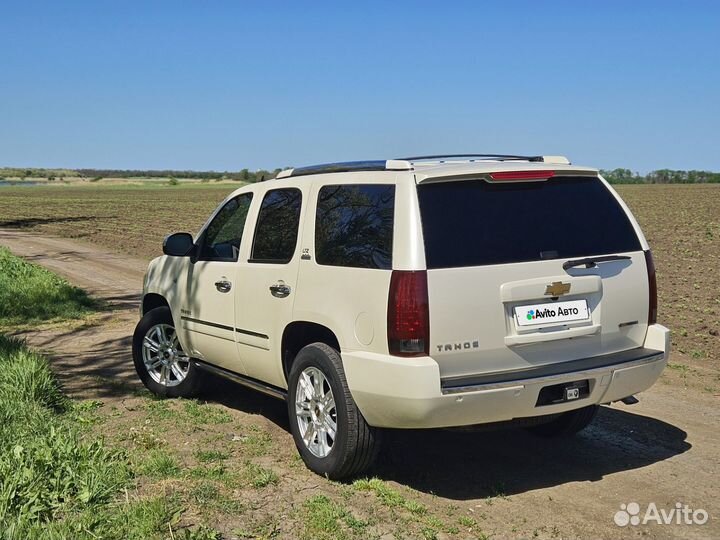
left=614, top=502, right=708, bottom=527
left=527, top=307, right=556, bottom=320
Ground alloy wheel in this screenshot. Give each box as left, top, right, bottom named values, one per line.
left=141, top=323, right=191, bottom=387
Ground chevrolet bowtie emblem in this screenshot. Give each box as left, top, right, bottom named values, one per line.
left=545, top=281, right=571, bottom=296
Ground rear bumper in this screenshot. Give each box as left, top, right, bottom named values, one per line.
left=343, top=324, right=670, bottom=429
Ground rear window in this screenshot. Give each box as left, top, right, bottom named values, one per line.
left=417, top=176, right=641, bottom=269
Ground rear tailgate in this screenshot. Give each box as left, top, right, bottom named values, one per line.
left=416, top=173, right=650, bottom=380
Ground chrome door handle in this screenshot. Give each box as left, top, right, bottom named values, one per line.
left=269, top=281, right=291, bottom=298
left=214, top=279, right=232, bottom=293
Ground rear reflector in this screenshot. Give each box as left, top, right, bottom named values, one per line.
left=387, top=271, right=429, bottom=357
left=644, top=250, right=657, bottom=324
left=489, top=170, right=555, bottom=181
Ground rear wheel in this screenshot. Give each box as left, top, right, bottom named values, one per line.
left=132, top=306, right=203, bottom=398
left=288, top=343, right=380, bottom=479
left=527, top=405, right=599, bottom=437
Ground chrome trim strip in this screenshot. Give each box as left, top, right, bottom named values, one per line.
left=235, top=327, right=269, bottom=339
left=181, top=316, right=233, bottom=332
left=181, top=316, right=269, bottom=340
left=441, top=352, right=665, bottom=395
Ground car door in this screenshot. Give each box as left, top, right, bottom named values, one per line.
left=233, top=186, right=304, bottom=388
left=180, top=192, right=254, bottom=373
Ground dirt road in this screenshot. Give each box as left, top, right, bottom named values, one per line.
left=1, top=228, right=717, bottom=539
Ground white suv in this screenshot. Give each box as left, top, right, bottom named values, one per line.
left=133, top=154, right=670, bottom=479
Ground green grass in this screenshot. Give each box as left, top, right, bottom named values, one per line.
left=0, top=247, right=98, bottom=326
left=244, top=462, right=279, bottom=488
left=301, top=495, right=369, bottom=540
left=0, top=334, right=130, bottom=535
left=144, top=397, right=174, bottom=420
left=240, top=425, right=273, bottom=456
left=195, top=449, right=229, bottom=463
left=138, top=449, right=182, bottom=478
left=352, top=478, right=427, bottom=515
left=349, top=478, right=468, bottom=539
left=0, top=335, right=227, bottom=539
left=182, top=399, right=233, bottom=425
left=0, top=254, right=244, bottom=538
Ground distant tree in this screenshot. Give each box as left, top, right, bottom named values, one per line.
left=600, top=168, right=643, bottom=183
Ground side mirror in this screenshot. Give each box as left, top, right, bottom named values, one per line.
left=163, top=232, right=195, bottom=257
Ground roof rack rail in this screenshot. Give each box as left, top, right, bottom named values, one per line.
left=399, top=154, right=545, bottom=162
left=276, top=159, right=411, bottom=179
left=273, top=155, right=570, bottom=180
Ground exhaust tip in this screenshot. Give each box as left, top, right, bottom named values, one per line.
left=620, top=395, right=640, bottom=405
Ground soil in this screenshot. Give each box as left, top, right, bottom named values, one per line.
left=0, top=227, right=718, bottom=540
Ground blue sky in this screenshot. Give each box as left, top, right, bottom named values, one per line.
left=1, top=1, right=718, bottom=172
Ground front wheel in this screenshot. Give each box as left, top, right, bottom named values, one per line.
left=132, top=306, right=203, bottom=398
left=287, top=343, right=380, bottom=480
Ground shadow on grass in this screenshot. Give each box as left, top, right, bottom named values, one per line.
left=201, top=376, right=289, bottom=431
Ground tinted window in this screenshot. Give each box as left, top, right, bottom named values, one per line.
left=251, top=188, right=302, bottom=263
left=315, top=184, right=395, bottom=269
left=417, top=176, right=641, bottom=269
left=198, top=193, right=253, bottom=261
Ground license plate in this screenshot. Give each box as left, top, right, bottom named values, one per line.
left=566, top=387, right=580, bottom=400
left=514, top=299, right=589, bottom=327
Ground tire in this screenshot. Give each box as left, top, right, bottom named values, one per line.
left=132, top=306, right=204, bottom=398
left=287, top=342, right=380, bottom=480
left=527, top=405, right=599, bottom=437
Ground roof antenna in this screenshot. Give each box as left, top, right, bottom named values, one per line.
left=260, top=174, right=265, bottom=182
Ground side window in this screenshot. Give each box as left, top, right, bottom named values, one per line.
left=315, top=184, right=395, bottom=269
left=250, top=188, right=302, bottom=263
left=198, top=193, right=253, bottom=261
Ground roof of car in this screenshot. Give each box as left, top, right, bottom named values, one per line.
left=274, top=155, right=598, bottom=182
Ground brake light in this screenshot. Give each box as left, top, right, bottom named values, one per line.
left=645, top=250, right=657, bottom=324
left=489, top=170, right=555, bottom=181
left=388, top=271, right=429, bottom=356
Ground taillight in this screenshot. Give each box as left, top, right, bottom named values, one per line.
left=489, top=170, right=555, bottom=181
left=387, top=270, right=429, bottom=356
left=645, top=250, right=657, bottom=324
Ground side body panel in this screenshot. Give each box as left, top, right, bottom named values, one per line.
left=291, top=172, right=415, bottom=358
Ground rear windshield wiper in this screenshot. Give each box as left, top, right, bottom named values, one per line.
left=563, top=254, right=631, bottom=270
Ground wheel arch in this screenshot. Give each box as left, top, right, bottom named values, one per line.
left=281, top=321, right=341, bottom=383
left=142, top=293, right=170, bottom=315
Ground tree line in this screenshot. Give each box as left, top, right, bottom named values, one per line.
left=600, top=168, right=720, bottom=184
left=0, top=167, right=283, bottom=182
left=2, top=166, right=720, bottom=184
